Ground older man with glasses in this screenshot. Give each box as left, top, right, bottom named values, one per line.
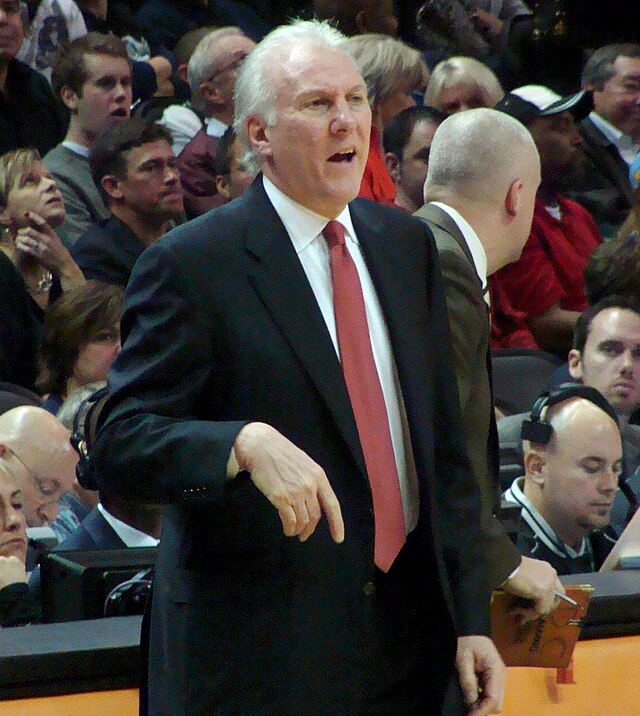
left=0, top=406, right=76, bottom=530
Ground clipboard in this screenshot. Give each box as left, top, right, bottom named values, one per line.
left=490, top=585, right=593, bottom=667
left=600, top=505, right=640, bottom=570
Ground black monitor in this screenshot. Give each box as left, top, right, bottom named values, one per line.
left=40, top=548, right=157, bottom=623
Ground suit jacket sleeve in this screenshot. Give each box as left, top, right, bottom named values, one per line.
left=92, top=238, right=247, bottom=504
left=437, top=242, right=521, bottom=590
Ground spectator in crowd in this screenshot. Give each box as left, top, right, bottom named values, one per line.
left=493, top=85, right=601, bottom=354
left=135, top=0, right=269, bottom=51
left=44, top=33, right=133, bottom=246
left=37, top=281, right=123, bottom=414
left=416, top=109, right=560, bottom=621
left=569, top=44, right=640, bottom=238
left=0, top=406, right=76, bottom=530
left=16, top=0, right=87, bottom=84
left=504, top=388, right=621, bottom=574
left=158, top=26, right=217, bottom=155
left=0, top=462, right=40, bottom=626
left=0, top=147, right=83, bottom=391
left=213, top=125, right=257, bottom=203
left=0, top=148, right=86, bottom=312
left=618, top=152, right=640, bottom=240
left=342, top=33, right=428, bottom=206
left=424, top=57, right=503, bottom=116
left=0, top=0, right=67, bottom=156
left=383, top=105, right=446, bottom=214
left=72, top=119, right=183, bottom=287
left=177, top=27, right=256, bottom=217
left=584, top=232, right=640, bottom=305
left=312, top=0, right=398, bottom=37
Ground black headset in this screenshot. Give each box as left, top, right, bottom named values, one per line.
left=70, top=386, right=110, bottom=491
left=520, top=383, right=619, bottom=445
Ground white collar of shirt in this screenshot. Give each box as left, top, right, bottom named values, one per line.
left=97, top=503, right=159, bottom=548
left=205, top=116, right=228, bottom=138
left=62, top=140, right=91, bottom=158
left=262, top=174, right=357, bottom=249
left=589, top=111, right=640, bottom=164
left=429, top=201, right=489, bottom=302
left=503, top=477, right=588, bottom=559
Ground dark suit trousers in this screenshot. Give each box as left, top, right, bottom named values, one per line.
left=361, top=529, right=457, bottom=716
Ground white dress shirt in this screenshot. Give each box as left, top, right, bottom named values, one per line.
left=590, top=111, right=640, bottom=165
left=97, top=503, right=159, bottom=548
left=263, top=175, right=419, bottom=532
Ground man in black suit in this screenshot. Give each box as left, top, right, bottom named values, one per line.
left=92, top=19, right=504, bottom=716
left=570, top=43, right=640, bottom=238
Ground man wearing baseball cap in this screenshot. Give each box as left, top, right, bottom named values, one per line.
left=492, top=85, right=602, bottom=354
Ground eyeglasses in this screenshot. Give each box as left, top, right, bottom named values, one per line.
left=7, top=449, right=62, bottom=501
left=206, top=52, right=249, bottom=82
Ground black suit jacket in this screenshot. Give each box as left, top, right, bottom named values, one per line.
left=415, top=203, right=521, bottom=591
left=92, top=179, right=488, bottom=715
left=568, top=117, right=634, bottom=237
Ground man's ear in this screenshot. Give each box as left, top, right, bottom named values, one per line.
left=0, top=444, right=9, bottom=460
left=505, top=178, right=523, bottom=217
left=215, top=174, right=231, bottom=200
left=385, top=152, right=401, bottom=183
left=568, top=349, right=584, bottom=381
left=101, top=175, right=124, bottom=202
left=246, top=114, right=272, bottom=160
left=524, top=449, right=546, bottom=486
left=354, top=10, right=369, bottom=33
left=60, top=84, right=79, bottom=112
left=178, top=63, right=189, bottom=85
left=199, top=80, right=222, bottom=105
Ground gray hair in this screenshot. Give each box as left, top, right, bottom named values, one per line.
left=56, top=382, right=107, bottom=431
left=424, top=56, right=503, bottom=111
left=424, top=108, right=538, bottom=204
left=233, top=19, right=349, bottom=164
left=187, top=27, right=246, bottom=109
left=581, top=43, right=640, bottom=90
left=341, top=33, right=426, bottom=108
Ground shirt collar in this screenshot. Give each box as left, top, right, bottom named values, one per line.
left=262, top=174, right=357, bottom=253
left=205, top=116, right=228, bottom=138
left=62, top=141, right=91, bottom=158
left=97, top=503, right=159, bottom=548
left=590, top=111, right=640, bottom=154
left=504, top=477, right=588, bottom=558
left=429, top=201, right=488, bottom=291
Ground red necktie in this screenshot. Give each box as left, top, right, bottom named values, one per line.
left=323, top=220, right=405, bottom=572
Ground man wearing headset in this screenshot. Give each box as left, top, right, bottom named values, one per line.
left=504, top=386, right=622, bottom=574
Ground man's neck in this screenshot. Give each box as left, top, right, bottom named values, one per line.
left=0, top=59, right=10, bottom=95
left=206, top=106, right=233, bottom=128
left=537, top=182, right=561, bottom=205
left=64, top=122, right=94, bottom=150
left=525, top=483, right=584, bottom=551
left=81, top=0, right=107, bottom=19
left=394, top=189, right=419, bottom=214
left=111, top=204, right=171, bottom=248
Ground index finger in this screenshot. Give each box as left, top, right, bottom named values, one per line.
left=317, top=475, right=344, bottom=544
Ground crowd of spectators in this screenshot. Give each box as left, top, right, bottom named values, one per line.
left=1, top=0, right=640, bottom=661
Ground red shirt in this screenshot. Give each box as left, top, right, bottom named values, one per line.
left=492, top=197, right=602, bottom=333
left=359, top=126, right=396, bottom=206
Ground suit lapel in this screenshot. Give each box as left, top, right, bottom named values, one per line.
left=243, top=184, right=366, bottom=476
left=580, top=119, right=634, bottom=203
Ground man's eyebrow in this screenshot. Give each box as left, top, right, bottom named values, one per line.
left=10, top=489, right=23, bottom=500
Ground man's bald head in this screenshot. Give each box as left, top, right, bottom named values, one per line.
left=313, top=0, right=398, bottom=37
left=423, top=108, right=541, bottom=272
left=424, top=108, right=538, bottom=204
left=0, top=407, right=77, bottom=527
left=523, top=397, right=622, bottom=549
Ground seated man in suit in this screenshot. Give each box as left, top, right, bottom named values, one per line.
left=492, top=85, right=601, bottom=354
left=72, top=119, right=184, bottom=287
left=504, top=386, right=622, bottom=574
left=91, top=18, right=504, bottom=716
left=44, top=33, right=133, bottom=247
left=569, top=43, right=640, bottom=238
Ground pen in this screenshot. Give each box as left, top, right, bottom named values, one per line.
left=555, top=590, right=579, bottom=607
